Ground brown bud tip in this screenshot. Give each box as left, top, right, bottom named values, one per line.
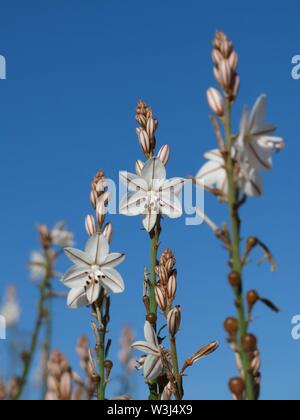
left=224, top=317, right=238, bottom=336
left=241, top=334, right=257, bottom=353
left=228, top=271, right=241, bottom=287
left=229, top=377, right=245, bottom=395
left=146, top=312, right=157, bottom=326
left=247, top=290, right=260, bottom=306
left=104, top=360, right=113, bottom=370
left=247, top=236, right=258, bottom=248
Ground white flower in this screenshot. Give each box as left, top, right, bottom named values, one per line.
left=51, top=222, right=74, bottom=247
left=131, top=321, right=164, bottom=383
left=62, top=234, right=125, bottom=308
left=237, top=95, right=284, bottom=172
left=0, top=286, right=20, bottom=328
left=120, top=158, right=185, bottom=233
left=196, top=149, right=229, bottom=196
left=29, top=251, right=47, bottom=281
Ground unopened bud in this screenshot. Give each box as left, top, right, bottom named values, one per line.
left=218, top=59, right=232, bottom=91
left=224, top=317, right=238, bottom=336
left=228, top=271, right=241, bottom=288
left=146, top=117, right=156, bottom=139
left=135, top=160, right=144, bottom=176
left=207, top=87, right=224, bottom=117
left=96, top=200, right=106, bottom=227
left=229, top=51, right=238, bottom=71
left=103, top=223, right=113, bottom=243
left=104, top=360, right=113, bottom=379
left=136, top=128, right=151, bottom=155
left=229, top=377, right=245, bottom=399
left=154, top=286, right=167, bottom=311
left=167, top=275, right=177, bottom=302
left=212, top=49, right=223, bottom=66
left=241, top=334, right=257, bottom=353
left=231, top=74, right=240, bottom=101
left=247, top=290, right=260, bottom=314
left=157, top=145, right=170, bottom=166
left=146, top=312, right=157, bottom=327
left=59, top=372, right=72, bottom=401
left=156, top=266, right=169, bottom=286
left=85, top=215, right=97, bottom=237
left=90, top=191, right=98, bottom=210
left=38, top=224, right=51, bottom=247
left=167, top=306, right=181, bottom=337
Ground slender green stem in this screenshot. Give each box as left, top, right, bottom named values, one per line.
left=148, top=217, right=161, bottom=400
left=169, top=335, right=183, bottom=400
left=224, top=97, right=255, bottom=401
left=41, top=292, right=52, bottom=399
left=98, top=326, right=106, bottom=401
left=14, top=259, right=51, bottom=400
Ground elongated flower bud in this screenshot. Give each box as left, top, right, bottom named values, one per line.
left=167, top=275, right=177, bottom=302
left=136, top=128, right=151, bottom=155
left=229, top=51, right=238, bottom=71
left=207, top=87, right=224, bottom=117
left=212, top=49, right=223, bottom=66
left=96, top=200, right=106, bottom=227
left=155, top=286, right=167, bottom=311
left=85, top=214, right=97, bottom=237
left=146, top=117, right=156, bottom=139
left=90, top=191, right=98, bottom=210
left=103, top=223, right=113, bottom=243
left=135, top=160, right=144, bottom=176
left=59, top=372, right=72, bottom=401
left=167, top=306, right=181, bottom=337
left=218, top=59, right=232, bottom=91
left=157, top=145, right=170, bottom=166
left=155, top=265, right=169, bottom=286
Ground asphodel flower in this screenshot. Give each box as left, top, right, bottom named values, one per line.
left=131, top=321, right=164, bottom=383
left=237, top=95, right=285, bottom=171
left=61, top=234, right=125, bottom=308
left=120, top=157, right=185, bottom=232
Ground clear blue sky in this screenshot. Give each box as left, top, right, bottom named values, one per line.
left=0, top=0, right=299, bottom=400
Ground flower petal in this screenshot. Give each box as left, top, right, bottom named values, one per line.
left=131, top=341, right=160, bottom=356
left=144, top=355, right=163, bottom=382
left=249, top=95, right=276, bottom=135
left=161, top=178, right=185, bottom=196
left=64, top=248, right=92, bottom=267
left=120, top=171, right=148, bottom=192
left=144, top=321, right=159, bottom=348
left=67, top=287, right=89, bottom=309
left=142, top=158, right=166, bottom=191
left=101, top=267, right=125, bottom=293
left=160, top=192, right=183, bottom=219
left=61, top=265, right=89, bottom=289
left=102, top=253, right=126, bottom=269
left=86, top=282, right=101, bottom=304
left=142, top=211, right=158, bottom=233
left=85, top=234, right=109, bottom=265
left=120, top=191, right=146, bottom=216
left=196, top=161, right=226, bottom=188
left=203, top=149, right=224, bottom=164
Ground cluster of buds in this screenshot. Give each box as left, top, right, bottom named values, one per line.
left=46, top=351, right=73, bottom=401
left=76, top=337, right=97, bottom=399
left=154, top=249, right=181, bottom=337
left=87, top=170, right=112, bottom=237
left=210, top=31, right=240, bottom=105
left=37, top=223, right=74, bottom=250
left=0, top=378, right=19, bottom=401
left=135, top=100, right=158, bottom=158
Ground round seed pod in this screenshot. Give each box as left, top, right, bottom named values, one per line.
left=224, top=317, right=238, bottom=336
left=146, top=312, right=157, bottom=326
left=228, top=271, right=241, bottom=287
left=242, top=334, right=257, bottom=353
left=229, top=377, right=245, bottom=396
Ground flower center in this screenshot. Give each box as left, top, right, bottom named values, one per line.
left=144, top=191, right=160, bottom=212
left=86, top=265, right=106, bottom=286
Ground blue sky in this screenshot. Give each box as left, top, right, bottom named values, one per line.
left=0, top=0, right=299, bottom=400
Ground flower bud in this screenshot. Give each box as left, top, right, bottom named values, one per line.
left=146, top=117, right=156, bottom=139
left=155, top=266, right=169, bottom=286
left=59, top=372, right=72, bottom=401
left=218, top=59, right=232, bottom=91
left=228, top=271, right=241, bottom=288
left=207, top=87, right=224, bottom=117
left=104, top=360, right=113, bottom=379
left=212, top=49, right=223, bottom=66
left=167, top=306, right=181, bottom=337
left=229, top=377, right=245, bottom=399
left=155, top=286, right=167, bottom=311
left=103, top=223, right=113, bottom=243
left=167, top=275, right=177, bottom=302
left=231, top=74, right=240, bottom=101
left=135, top=160, right=144, bottom=176
left=90, top=190, right=98, bottom=210
left=38, top=224, right=51, bottom=248
left=241, top=334, right=257, bottom=353
left=157, top=145, right=170, bottom=166
left=85, top=215, right=97, bottom=237
left=146, top=312, right=157, bottom=327
left=229, top=51, right=238, bottom=71
left=247, top=290, right=259, bottom=314
left=136, top=128, right=151, bottom=155
left=96, top=200, right=106, bottom=227
left=224, top=317, right=238, bottom=336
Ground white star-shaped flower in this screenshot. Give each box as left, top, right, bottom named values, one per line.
left=237, top=95, right=284, bottom=171
left=62, top=234, right=125, bottom=308
left=196, top=149, right=263, bottom=198
left=131, top=321, right=165, bottom=383
left=120, top=158, right=185, bottom=233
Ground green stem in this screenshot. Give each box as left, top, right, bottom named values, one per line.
left=224, top=97, right=255, bottom=401
left=14, top=261, right=51, bottom=400
left=148, top=217, right=161, bottom=400
left=169, top=335, right=183, bottom=400
left=98, top=326, right=106, bottom=401
left=41, top=292, right=52, bottom=399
